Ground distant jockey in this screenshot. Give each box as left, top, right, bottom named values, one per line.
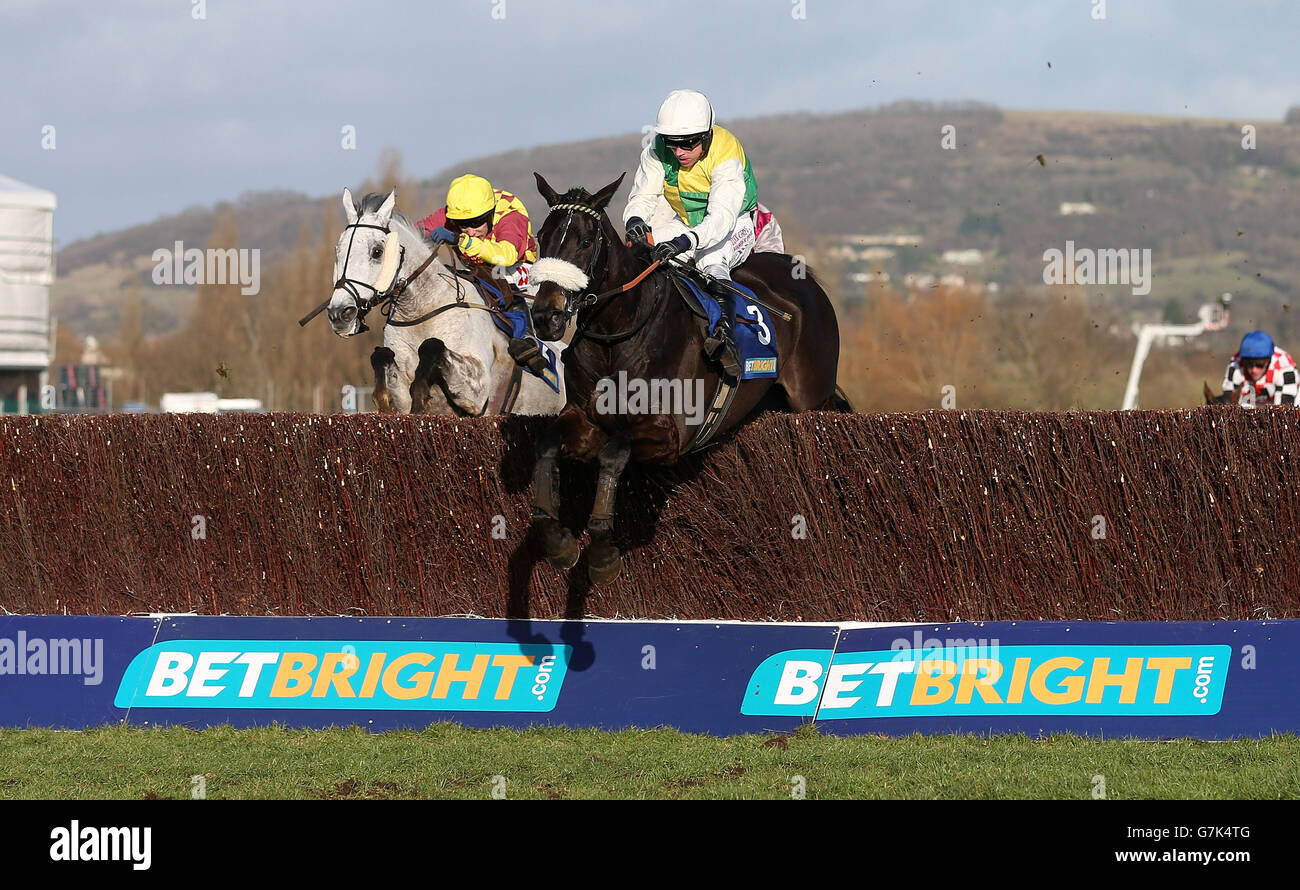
left=1220, top=330, right=1299, bottom=407
left=622, top=89, right=760, bottom=379
left=417, top=174, right=548, bottom=373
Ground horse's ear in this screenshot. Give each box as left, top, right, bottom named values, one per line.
left=1203, top=381, right=1216, bottom=404
left=377, top=190, right=396, bottom=224
left=590, top=172, right=626, bottom=211
left=534, top=172, right=561, bottom=207
left=342, top=188, right=358, bottom=224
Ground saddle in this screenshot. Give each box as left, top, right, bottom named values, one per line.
left=667, top=269, right=780, bottom=381
left=454, top=269, right=560, bottom=392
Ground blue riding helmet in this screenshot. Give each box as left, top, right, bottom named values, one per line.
left=1239, top=330, right=1274, bottom=360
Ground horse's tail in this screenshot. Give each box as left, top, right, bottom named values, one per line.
left=827, top=384, right=854, bottom=413
left=1204, top=380, right=1236, bottom=405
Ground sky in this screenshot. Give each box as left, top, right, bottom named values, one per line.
left=1, top=0, right=1296, bottom=244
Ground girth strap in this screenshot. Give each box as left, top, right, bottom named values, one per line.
left=684, top=376, right=739, bottom=454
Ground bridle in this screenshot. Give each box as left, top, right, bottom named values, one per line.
left=547, top=201, right=611, bottom=322
left=331, top=218, right=439, bottom=333
left=542, top=201, right=665, bottom=346
left=304, top=212, right=520, bottom=337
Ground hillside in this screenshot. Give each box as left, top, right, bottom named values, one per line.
left=52, top=101, right=1300, bottom=341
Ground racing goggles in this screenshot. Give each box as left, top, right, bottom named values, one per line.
left=448, top=210, right=494, bottom=231
left=662, top=132, right=706, bottom=150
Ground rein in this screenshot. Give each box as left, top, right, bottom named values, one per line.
left=571, top=272, right=667, bottom=347
left=572, top=257, right=662, bottom=315
left=385, top=247, right=512, bottom=328
left=373, top=251, right=440, bottom=314
left=300, top=233, right=506, bottom=334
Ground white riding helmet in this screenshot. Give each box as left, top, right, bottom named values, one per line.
left=655, top=89, right=714, bottom=137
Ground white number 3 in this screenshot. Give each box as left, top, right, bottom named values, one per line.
left=745, top=305, right=772, bottom=345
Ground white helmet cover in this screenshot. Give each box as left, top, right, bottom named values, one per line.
left=655, top=89, right=714, bottom=136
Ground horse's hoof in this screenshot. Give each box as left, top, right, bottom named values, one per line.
left=409, top=385, right=429, bottom=414
left=547, top=546, right=579, bottom=572
left=587, top=543, right=623, bottom=585
left=540, top=522, right=579, bottom=571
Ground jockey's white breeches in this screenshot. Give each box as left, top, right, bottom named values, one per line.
left=651, top=208, right=757, bottom=279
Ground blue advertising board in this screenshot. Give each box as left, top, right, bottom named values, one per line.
left=744, top=621, right=1289, bottom=739
left=1, top=616, right=1296, bottom=738
left=1, top=615, right=841, bottom=735
left=0, top=616, right=161, bottom=729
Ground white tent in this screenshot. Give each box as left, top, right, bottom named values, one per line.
left=0, top=174, right=56, bottom=370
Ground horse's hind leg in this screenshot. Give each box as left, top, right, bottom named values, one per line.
left=774, top=279, right=842, bottom=412
left=532, top=421, right=579, bottom=570
left=586, top=434, right=632, bottom=586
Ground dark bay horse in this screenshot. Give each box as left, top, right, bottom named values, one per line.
left=527, top=172, right=848, bottom=584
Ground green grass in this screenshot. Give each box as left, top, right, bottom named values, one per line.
left=1, top=725, right=1296, bottom=800
left=1145, top=250, right=1288, bottom=304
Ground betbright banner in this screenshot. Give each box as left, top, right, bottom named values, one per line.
left=0, top=616, right=1292, bottom=738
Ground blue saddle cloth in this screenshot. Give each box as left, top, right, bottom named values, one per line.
left=460, top=272, right=560, bottom=393
left=675, top=274, right=779, bottom=380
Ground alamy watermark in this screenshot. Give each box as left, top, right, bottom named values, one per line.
left=595, top=371, right=707, bottom=426
left=0, top=632, right=104, bottom=686
left=889, top=629, right=1000, bottom=669
left=50, top=821, right=151, bottom=870
left=152, top=241, right=261, bottom=295
left=1043, top=241, right=1151, bottom=296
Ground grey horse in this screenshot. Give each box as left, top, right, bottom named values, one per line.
left=326, top=188, right=566, bottom=415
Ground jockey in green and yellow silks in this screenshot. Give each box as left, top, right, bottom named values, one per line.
left=623, top=90, right=757, bottom=378
left=654, top=125, right=757, bottom=232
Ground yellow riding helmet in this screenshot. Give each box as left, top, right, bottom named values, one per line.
left=446, top=174, right=497, bottom=223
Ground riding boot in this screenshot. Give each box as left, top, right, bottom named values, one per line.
left=702, top=280, right=743, bottom=380
left=505, top=288, right=551, bottom=374
left=508, top=336, right=551, bottom=374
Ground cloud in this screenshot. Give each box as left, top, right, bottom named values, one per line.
left=2, top=0, right=1296, bottom=241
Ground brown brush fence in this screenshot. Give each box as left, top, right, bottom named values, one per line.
left=1, top=409, right=1296, bottom=621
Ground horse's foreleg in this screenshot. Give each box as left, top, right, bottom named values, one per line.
left=382, top=342, right=416, bottom=414
left=532, top=421, right=578, bottom=570
left=417, top=338, right=490, bottom=415
left=410, top=339, right=442, bottom=414
left=824, top=384, right=854, bottom=412
left=586, top=434, right=632, bottom=585
left=370, top=347, right=396, bottom=414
